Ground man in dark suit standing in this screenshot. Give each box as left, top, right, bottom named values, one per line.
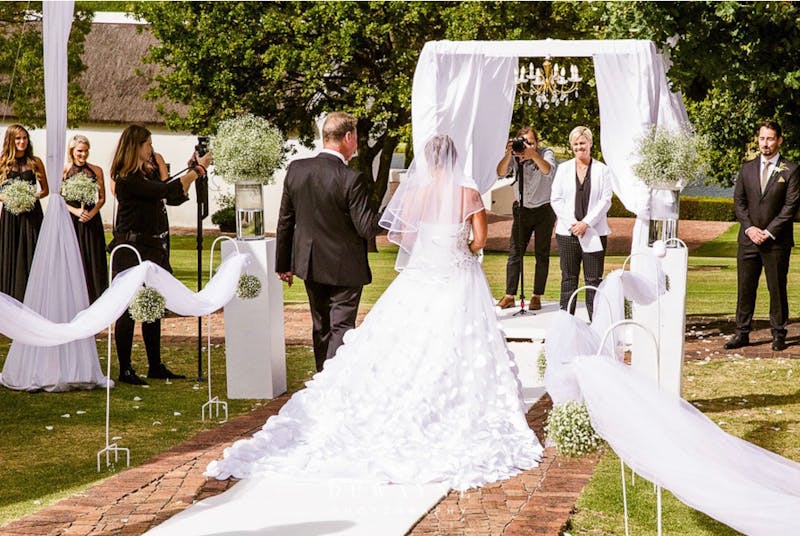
left=726, top=120, right=800, bottom=351
left=276, top=112, right=380, bottom=371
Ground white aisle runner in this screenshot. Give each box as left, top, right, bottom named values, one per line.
left=145, top=305, right=557, bottom=536
left=146, top=475, right=448, bottom=536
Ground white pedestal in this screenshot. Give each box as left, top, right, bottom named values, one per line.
left=631, top=245, right=688, bottom=397
left=221, top=238, right=286, bottom=399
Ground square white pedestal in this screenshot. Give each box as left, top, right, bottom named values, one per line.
left=221, top=238, right=286, bottom=399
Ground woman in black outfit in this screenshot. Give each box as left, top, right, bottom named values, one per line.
left=0, top=124, right=48, bottom=301
left=62, top=134, right=108, bottom=303
left=110, top=124, right=212, bottom=385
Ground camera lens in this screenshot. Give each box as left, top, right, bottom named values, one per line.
left=511, top=138, right=526, bottom=153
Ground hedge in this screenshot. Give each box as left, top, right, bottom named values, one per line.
left=608, top=195, right=736, bottom=222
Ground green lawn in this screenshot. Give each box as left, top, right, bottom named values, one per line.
left=1, top=224, right=799, bottom=528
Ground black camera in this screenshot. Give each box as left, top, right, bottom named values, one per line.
left=511, top=137, right=528, bottom=153
left=195, top=136, right=209, bottom=157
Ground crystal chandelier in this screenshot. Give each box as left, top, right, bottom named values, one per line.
left=515, top=57, right=582, bottom=109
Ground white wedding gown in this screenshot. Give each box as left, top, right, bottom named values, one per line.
left=206, top=222, right=542, bottom=490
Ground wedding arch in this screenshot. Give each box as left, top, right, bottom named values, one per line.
left=409, top=39, right=689, bottom=249
left=408, top=40, right=800, bottom=534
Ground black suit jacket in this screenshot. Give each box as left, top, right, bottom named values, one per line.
left=733, top=155, right=800, bottom=249
left=275, top=152, right=379, bottom=287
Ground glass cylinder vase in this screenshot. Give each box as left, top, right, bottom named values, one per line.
left=234, top=182, right=264, bottom=240
left=648, top=187, right=680, bottom=247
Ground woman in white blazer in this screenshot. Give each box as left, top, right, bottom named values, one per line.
left=550, top=126, right=613, bottom=320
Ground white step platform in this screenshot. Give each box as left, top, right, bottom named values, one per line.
left=497, top=299, right=589, bottom=409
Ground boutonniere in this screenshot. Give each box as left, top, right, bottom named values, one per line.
left=773, top=161, right=789, bottom=178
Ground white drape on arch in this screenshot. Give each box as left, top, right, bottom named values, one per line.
left=411, top=39, right=689, bottom=248
left=0, top=1, right=105, bottom=392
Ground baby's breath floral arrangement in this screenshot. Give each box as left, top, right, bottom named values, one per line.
left=129, top=287, right=167, bottom=323
left=633, top=125, right=708, bottom=190
left=1, top=180, right=37, bottom=215
left=61, top=172, right=96, bottom=206
left=545, top=400, right=602, bottom=457
left=537, top=348, right=547, bottom=381
left=211, top=114, right=286, bottom=184
left=236, top=273, right=262, bottom=299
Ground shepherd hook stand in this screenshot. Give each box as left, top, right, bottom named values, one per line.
left=200, top=237, right=239, bottom=422
left=96, top=244, right=141, bottom=471
left=597, top=320, right=662, bottom=536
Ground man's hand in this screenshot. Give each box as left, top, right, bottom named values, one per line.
left=746, top=226, right=769, bottom=245
left=277, top=271, right=293, bottom=287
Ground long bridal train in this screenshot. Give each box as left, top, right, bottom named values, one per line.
left=546, top=270, right=800, bottom=535
left=206, top=223, right=542, bottom=491
left=0, top=253, right=250, bottom=389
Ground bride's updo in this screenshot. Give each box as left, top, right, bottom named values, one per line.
left=424, top=134, right=457, bottom=172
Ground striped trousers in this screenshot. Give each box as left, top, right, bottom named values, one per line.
left=556, top=233, right=607, bottom=321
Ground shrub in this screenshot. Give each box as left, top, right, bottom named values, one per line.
left=211, top=193, right=236, bottom=232
left=607, top=195, right=735, bottom=221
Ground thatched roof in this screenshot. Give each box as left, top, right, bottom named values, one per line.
left=80, top=22, right=185, bottom=125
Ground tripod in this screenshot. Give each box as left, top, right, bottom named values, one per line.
left=512, top=158, right=531, bottom=317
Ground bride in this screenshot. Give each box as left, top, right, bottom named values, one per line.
left=205, top=134, right=542, bottom=491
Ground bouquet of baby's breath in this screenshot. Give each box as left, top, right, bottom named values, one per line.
left=537, top=348, right=547, bottom=381
left=61, top=172, right=96, bottom=207
left=1, top=180, right=37, bottom=215
left=211, top=114, right=286, bottom=184
left=545, top=400, right=602, bottom=457
left=633, top=125, right=708, bottom=190
left=129, top=286, right=167, bottom=323
left=236, top=273, right=262, bottom=299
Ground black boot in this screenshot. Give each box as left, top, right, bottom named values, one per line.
left=119, top=367, right=148, bottom=385
left=147, top=363, right=186, bottom=380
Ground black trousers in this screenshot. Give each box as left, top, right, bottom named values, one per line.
left=304, top=280, right=363, bottom=372
left=556, top=233, right=607, bottom=321
left=505, top=203, right=556, bottom=296
left=735, top=244, right=791, bottom=338
left=111, top=239, right=170, bottom=373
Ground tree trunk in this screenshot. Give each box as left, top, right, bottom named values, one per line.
left=351, top=134, right=400, bottom=252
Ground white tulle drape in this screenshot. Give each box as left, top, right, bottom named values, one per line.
left=576, top=355, right=800, bottom=535
left=0, top=253, right=248, bottom=348
left=545, top=261, right=800, bottom=534
left=411, top=43, right=517, bottom=194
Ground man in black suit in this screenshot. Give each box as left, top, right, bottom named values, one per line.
left=276, top=112, right=380, bottom=371
left=726, top=120, right=800, bottom=351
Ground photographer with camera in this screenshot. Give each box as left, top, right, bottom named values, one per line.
left=495, top=126, right=557, bottom=311
left=108, top=124, right=213, bottom=385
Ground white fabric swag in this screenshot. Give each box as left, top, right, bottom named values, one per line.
left=411, top=39, right=689, bottom=248
left=0, top=253, right=249, bottom=348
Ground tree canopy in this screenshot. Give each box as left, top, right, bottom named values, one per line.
left=593, top=1, right=800, bottom=185
left=0, top=2, right=92, bottom=128
left=133, top=1, right=591, bottom=204
left=133, top=1, right=799, bottom=189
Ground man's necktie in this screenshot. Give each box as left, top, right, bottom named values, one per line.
left=761, top=161, right=771, bottom=194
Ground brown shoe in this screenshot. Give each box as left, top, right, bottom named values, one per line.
left=529, top=295, right=542, bottom=310
left=497, top=295, right=516, bottom=309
